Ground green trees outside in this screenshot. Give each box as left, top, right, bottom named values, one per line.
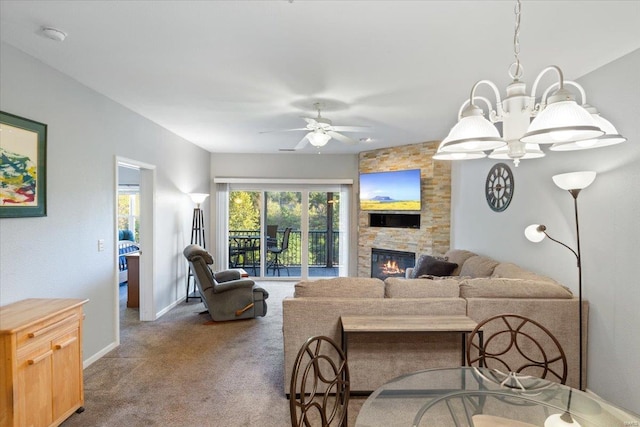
left=117, top=192, right=140, bottom=241
left=228, top=190, right=341, bottom=267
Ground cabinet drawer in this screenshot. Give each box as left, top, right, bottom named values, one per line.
left=16, top=310, right=80, bottom=349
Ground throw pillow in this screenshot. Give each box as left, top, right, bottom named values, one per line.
left=410, top=255, right=458, bottom=278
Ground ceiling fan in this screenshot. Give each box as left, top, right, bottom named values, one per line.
left=263, top=102, right=369, bottom=151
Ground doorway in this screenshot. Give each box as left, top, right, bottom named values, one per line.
left=115, top=158, right=156, bottom=345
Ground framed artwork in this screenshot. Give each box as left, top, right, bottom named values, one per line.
left=0, top=111, right=47, bottom=217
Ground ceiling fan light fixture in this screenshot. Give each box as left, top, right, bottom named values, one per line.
left=307, top=130, right=331, bottom=147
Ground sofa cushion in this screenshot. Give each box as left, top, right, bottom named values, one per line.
left=459, top=278, right=573, bottom=299
left=444, top=250, right=477, bottom=276
left=410, top=254, right=458, bottom=278
left=294, top=277, right=385, bottom=298
left=492, top=263, right=560, bottom=284
left=459, top=255, right=499, bottom=278
left=384, top=277, right=461, bottom=298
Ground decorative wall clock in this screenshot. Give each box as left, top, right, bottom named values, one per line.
left=485, top=163, right=514, bottom=212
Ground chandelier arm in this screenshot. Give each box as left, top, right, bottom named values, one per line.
left=541, top=80, right=587, bottom=106
left=457, top=96, right=495, bottom=121
left=530, top=65, right=564, bottom=102
left=469, top=80, right=503, bottom=107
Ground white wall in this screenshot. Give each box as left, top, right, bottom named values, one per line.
left=210, top=153, right=359, bottom=274
left=0, top=43, right=210, bottom=363
left=450, top=49, right=640, bottom=413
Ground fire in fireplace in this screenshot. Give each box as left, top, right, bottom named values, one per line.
left=371, top=248, right=416, bottom=280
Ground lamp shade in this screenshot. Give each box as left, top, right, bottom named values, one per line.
left=520, top=89, right=604, bottom=144
left=550, top=114, right=626, bottom=151
left=439, top=104, right=505, bottom=152
left=544, top=413, right=582, bottom=427
left=552, top=171, right=596, bottom=191
left=434, top=140, right=486, bottom=160
left=525, top=224, right=546, bottom=243
left=307, top=130, right=331, bottom=147
left=189, top=193, right=209, bottom=205
left=489, top=142, right=544, bottom=160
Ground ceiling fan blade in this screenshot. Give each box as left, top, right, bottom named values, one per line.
left=303, top=117, right=318, bottom=125
left=293, top=133, right=312, bottom=150
left=259, top=128, right=307, bottom=134
left=331, top=125, right=371, bottom=132
left=327, top=131, right=357, bottom=145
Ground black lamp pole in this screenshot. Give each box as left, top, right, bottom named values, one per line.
left=535, top=187, right=585, bottom=391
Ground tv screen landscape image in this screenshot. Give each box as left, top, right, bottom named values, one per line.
left=359, top=169, right=421, bottom=211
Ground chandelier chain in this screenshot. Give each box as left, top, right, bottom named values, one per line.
left=512, top=0, right=523, bottom=79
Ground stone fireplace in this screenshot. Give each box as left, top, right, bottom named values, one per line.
left=357, top=142, right=451, bottom=277
left=370, top=248, right=415, bottom=280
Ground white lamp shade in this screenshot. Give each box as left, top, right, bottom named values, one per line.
left=544, top=413, right=582, bottom=427
left=552, top=171, right=596, bottom=191
left=433, top=151, right=487, bottom=160
left=307, top=130, right=331, bottom=147
left=525, top=224, right=546, bottom=243
left=440, top=115, right=505, bottom=152
left=520, top=100, right=604, bottom=144
left=189, top=193, right=209, bottom=205
left=489, top=142, right=544, bottom=160
left=434, top=140, right=486, bottom=160
left=550, top=114, right=626, bottom=151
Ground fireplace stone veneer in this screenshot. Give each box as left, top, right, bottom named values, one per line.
left=371, top=248, right=416, bottom=280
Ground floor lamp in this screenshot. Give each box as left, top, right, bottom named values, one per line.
left=525, top=170, right=596, bottom=392
left=186, top=192, right=209, bottom=302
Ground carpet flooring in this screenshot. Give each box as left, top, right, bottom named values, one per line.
left=60, top=281, right=364, bottom=427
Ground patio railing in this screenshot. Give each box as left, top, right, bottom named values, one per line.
left=229, top=229, right=340, bottom=267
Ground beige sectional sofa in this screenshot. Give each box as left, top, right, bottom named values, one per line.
left=282, top=249, right=588, bottom=395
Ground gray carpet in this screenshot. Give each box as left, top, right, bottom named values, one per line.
left=61, top=281, right=363, bottom=427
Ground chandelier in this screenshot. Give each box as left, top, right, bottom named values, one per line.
left=434, top=0, right=626, bottom=166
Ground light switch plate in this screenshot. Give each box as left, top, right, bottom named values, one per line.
left=98, top=239, right=105, bottom=252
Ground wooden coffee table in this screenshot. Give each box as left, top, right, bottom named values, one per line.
left=340, top=315, right=482, bottom=381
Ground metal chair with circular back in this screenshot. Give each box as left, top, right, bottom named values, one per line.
left=290, top=335, right=350, bottom=427
left=467, top=313, right=568, bottom=385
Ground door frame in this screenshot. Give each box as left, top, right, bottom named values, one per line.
left=115, top=157, right=157, bottom=336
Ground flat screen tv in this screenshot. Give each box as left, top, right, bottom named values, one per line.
left=359, top=169, right=421, bottom=211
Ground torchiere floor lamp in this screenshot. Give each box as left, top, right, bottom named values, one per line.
left=525, top=170, right=596, bottom=392
left=186, top=193, right=209, bottom=302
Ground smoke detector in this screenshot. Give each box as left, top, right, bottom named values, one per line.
left=42, top=27, right=67, bottom=42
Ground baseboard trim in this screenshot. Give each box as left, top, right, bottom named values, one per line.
left=156, top=297, right=183, bottom=319
left=83, top=341, right=118, bottom=369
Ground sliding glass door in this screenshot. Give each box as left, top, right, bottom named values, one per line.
left=225, top=184, right=349, bottom=279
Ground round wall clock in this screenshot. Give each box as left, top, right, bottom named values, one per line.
left=485, top=163, right=514, bottom=212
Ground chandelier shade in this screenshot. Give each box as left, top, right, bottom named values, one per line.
left=550, top=114, right=626, bottom=151
left=489, top=142, right=544, bottom=161
left=439, top=107, right=505, bottom=153
left=520, top=97, right=604, bottom=144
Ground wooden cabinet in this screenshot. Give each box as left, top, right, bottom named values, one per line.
left=0, top=298, right=88, bottom=427
left=125, top=253, right=140, bottom=308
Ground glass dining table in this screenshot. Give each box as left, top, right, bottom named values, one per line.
left=355, top=367, right=640, bottom=427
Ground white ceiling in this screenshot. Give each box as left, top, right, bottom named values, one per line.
left=1, top=1, right=639, bottom=154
